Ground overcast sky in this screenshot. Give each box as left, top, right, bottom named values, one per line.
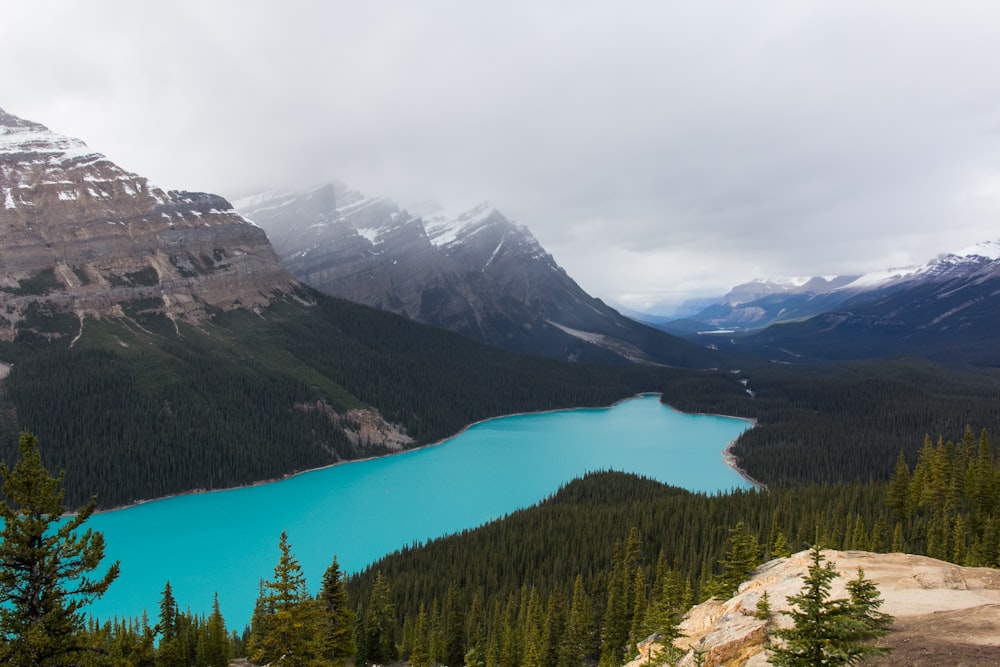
left=4, top=2, right=1000, bottom=312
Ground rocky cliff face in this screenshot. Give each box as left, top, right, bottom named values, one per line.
left=0, top=108, right=295, bottom=341
left=630, top=549, right=1000, bottom=666
left=237, top=185, right=719, bottom=367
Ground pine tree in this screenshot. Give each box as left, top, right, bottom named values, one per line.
left=363, top=571, right=397, bottom=664
left=201, top=593, right=231, bottom=667
left=498, top=592, right=519, bottom=667
left=771, top=532, right=793, bottom=559
left=558, top=575, right=592, bottom=667
left=156, top=581, right=185, bottom=667
left=890, top=522, right=906, bottom=553
left=640, top=556, right=681, bottom=647
left=973, top=429, right=994, bottom=516
left=599, top=539, right=631, bottom=666
left=410, top=604, right=431, bottom=667
left=522, top=587, right=545, bottom=667
left=848, top=516, right=867, bottom=551
left=886, top=450, right=911, bottom=521
left=754, top=591, right=771, bottom=621
left=541, top=589, right=565, bottom=667
left=770, top=546, right=892, bottom=667
left=0, top=432, right=120, bottom=666
left=247, top=531, right=318, bottom=666
left=317, top=555, right=356, bottom=665
left=627, top=567, right=648, bottom=655
left=711, top=521, right=760, bottom=599
left=845, top=568, right=894, bottom=641
left=466, top=588, right=487, bottom=661
left=441, top=582, right=466, bottom=667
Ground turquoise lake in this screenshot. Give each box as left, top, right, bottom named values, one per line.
left=85, top=394, right=752, bottom=630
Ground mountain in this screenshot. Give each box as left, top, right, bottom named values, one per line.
left=0, top=108, right=294, bottom=341
left=0, top=109, right=716, bottom=509
left=636, top=549, right=1000, bottom=666
left=645, top=241, right=1000, bottom=365
left=741, top=241, right=1000, bottom=364
left=655, top=276, right=861, bottom=335
left=236, top=185, right=717, bottom=366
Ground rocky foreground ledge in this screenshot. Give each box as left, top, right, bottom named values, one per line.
left=630, top=549, right=1000, bottom=667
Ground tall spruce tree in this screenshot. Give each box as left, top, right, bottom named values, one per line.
left=156, top=581, right=185, bottom=667
left=201, top=593, right=230, bottom=667
left=558, top=575, right=592, bottom=667
left=441, top=582, right=467, bottom=667
left=0, top=431, right=120, bottom=666
left=710, top=521, right=760, bottom=600
left=410, top=604, right=431, bottom=667
left=247, top=531, right=319, bottom=666
left=363, top=571, right=397, bottom=664
left=317, top=555, right=356, bottom=666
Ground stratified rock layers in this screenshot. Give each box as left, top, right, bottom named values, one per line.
left=0, top=108, right=294, bottom=340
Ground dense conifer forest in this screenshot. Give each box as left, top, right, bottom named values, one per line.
left=2, top=286, right=1000, bottom=664
left=338, top=428, right=999, bottom=667
left=42, top=421, right=996, bottom=665
left=669, top=358, right=1000, bottom=486
left=4, top=286, right=999, bottom=508
left=0, top=292, right=726, bottom=508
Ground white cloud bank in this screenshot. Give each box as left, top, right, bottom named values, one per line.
left=3, top=1, right=1000, bottom=311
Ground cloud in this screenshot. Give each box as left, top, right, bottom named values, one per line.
left=3, top=1, right=1000, bottom=310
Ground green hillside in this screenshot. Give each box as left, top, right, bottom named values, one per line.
left=0, top=288, right=747, bottom=509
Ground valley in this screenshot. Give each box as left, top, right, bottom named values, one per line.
left=1, top=105, right=999, bottom=666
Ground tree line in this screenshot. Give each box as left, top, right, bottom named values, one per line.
left=6, top=285, right=1000, bottom=512
left=9, top=424, right=992, bottom=665
left=0, top=294, right=720, bottom=508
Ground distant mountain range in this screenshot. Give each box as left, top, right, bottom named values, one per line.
left=236, top=185, right=717, bottom=367
left=652, top=241, right=1000, bottom=365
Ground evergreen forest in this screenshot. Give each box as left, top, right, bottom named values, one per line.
left=1, top=287, right=1000, bottom=664
left=2, top=286, right=999, bottom=509
left=4, top=421, right=997, bottom=665
left=0, top=291, right=710, bottom=508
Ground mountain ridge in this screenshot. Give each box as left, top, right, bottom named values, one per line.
left=647, top=239, right=1000, bottom=365
left=656, top=240, right=1000, bottom=335
left=0, top=107, right=295, bottom=341
left=236, top=185, right=719, bottom=367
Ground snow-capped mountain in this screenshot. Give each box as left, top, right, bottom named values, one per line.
left=0, top=108, right=294, bottom=341
left=663, top=276, right=861, bottom=333
left=237, top=185, right=717, bottom=366
left=658, top=240, right=1000, bottom=341
left=701, top=240, right=1000, bottom=364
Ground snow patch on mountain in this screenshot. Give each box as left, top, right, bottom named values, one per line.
left=954, top=239, right=1000, bottom=261
left=838, top=239, right=1000, bottom=291
left=0, top=108, right=103, bottom=167
left=232, top=189, right=296, bottom=216
left=355, top=226, right=380, bottom=244
left=423, top=201, right=499, bottom=247
left=839, top=265, right=925, bottom=290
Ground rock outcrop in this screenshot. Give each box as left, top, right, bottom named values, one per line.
left=0, top=108, right=296, bottom=341
left=631, top=549, right=1000, bottom=666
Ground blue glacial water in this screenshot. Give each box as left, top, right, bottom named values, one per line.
left=85, top=394, right=751, bottom=630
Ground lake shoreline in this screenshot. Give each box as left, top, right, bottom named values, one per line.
left=722, top=429, right=765, bottom=491
left=90, top=392, right=757, bottom=515
left=681, top=407, right=762, bottom=491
